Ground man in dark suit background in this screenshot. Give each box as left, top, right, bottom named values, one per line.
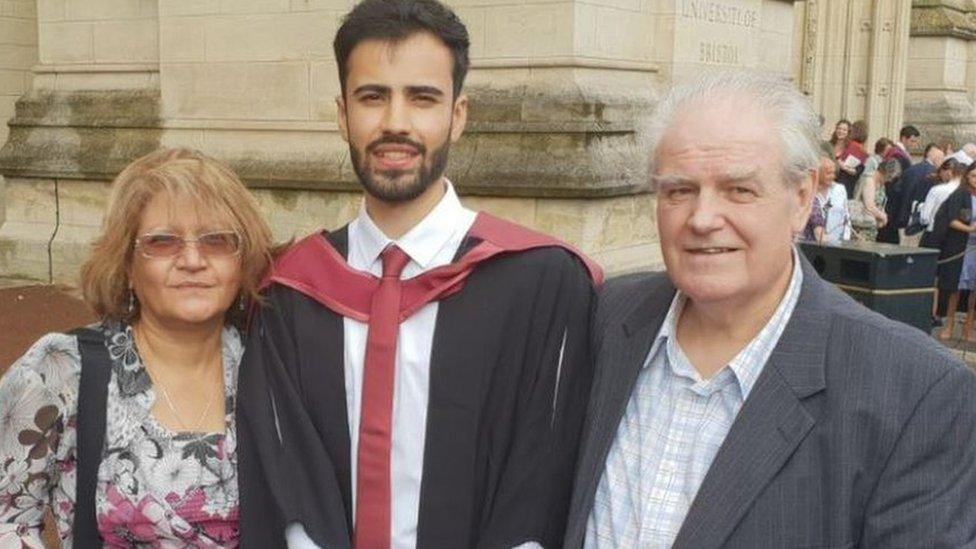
left=899, top=142, right=945, bottom=245
left=565, top=72, right=976, bottom=548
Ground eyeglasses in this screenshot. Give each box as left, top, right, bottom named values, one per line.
left=134, top=231, right=242, bottom=258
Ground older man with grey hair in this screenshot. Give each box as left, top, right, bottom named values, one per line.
left=564, top=71, right=976, bottom=548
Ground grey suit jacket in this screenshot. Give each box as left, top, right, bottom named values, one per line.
left=565, top=256, right=976, bottom=548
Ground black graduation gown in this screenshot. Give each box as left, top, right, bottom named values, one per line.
left=931, top=187, right=974, bottom=291
left=237, top=227, right=597, bottom=548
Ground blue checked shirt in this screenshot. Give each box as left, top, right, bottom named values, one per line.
left=585, top=251, right=803, bottom=548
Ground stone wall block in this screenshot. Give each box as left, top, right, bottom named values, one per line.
left=0, top=178, right=56, bottom=281
left=38, top=21, right=92, bottom=63
left=159, top=0, right=220, bottom=16
left=159, top=16, right=206, bottom=62
left=36, top=0, right=64, bottom=21
left=596, top=191, right=654, bottom=248
left=93, top=19, right=159, bottom=63
left=0, top=98, right=15, bottom=143
left=534, top=199, right=586, bottom=245
left=590, top=6, right=653, bottom=60
left=0, top=17, right=37, bottom=46
left=465, top=70, right=542, bottom=125
left=454, top=6, right=487, bottom=58
left=162, top=62, right=310, bottom=120
left=519, top=68, right=654, bottom=124
left=0, top=44, right=37, bottom=69
left=289, top=0, right=356, bottom=11
left=761, top=0, right=795, bottom=33
left=65, top=0, right=157, bottom=20
left=55, top=179, right=108, bottom=226
left=583, top=0, right=640, bottom=13
left=0, top=220, right=54, bottom=281
left=448, top=129, right=645, bottom=197
left=310, top=60, right=340, bottom=121
left=4, top=177, right=54, bottom=225
left=218, top=0, right=290, bottom=14
left=251, top=187, right=359, bottom=241
left=648, top=13, right=675, bottom=64
left=462, top=195, right=537, bottom=227
left=909, top=35, right=951, bottom=59
left=50, top=227, right=98, bottom=284
left=203, top=131, right=354, bottom=189
left=483, top=3, right=574, bottom=58
left=204, top=12, right=335, bottom=62
left=0, top=90, right=162, bottom=180
left=2, top=0, right=36, bottom=18
left=911, top=1, right=976, bottom=41
left=0, top=69, right=26, bottom=94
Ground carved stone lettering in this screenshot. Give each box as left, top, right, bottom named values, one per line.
left=699, top=41, right=740, bottom=65
left=680, top=0, right=759, bottom=29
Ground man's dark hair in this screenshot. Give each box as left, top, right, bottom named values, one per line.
left=900, top=125, right=920, bottom=139
left=923, top=142, right=942, bottom=158
left=333, top=0, right=470, bottom=100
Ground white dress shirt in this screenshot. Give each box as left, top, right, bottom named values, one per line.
left=292, top=181, right=544, bottom=548
left=947, top=150, right=974, bottom=166
left=822, top=182, right=850, bottom=243
left=921, top=179, right=960, bottom=231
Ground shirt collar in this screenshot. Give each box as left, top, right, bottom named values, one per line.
left=351, top=180, right=469, bottom=271
left=647, top=247, right=804, bottom=399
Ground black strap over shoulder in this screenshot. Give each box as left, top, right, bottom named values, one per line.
left=69, top=326, right=112, bottom=548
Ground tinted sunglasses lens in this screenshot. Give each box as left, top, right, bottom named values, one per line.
left=141, top=234, right=183, bottom=257
left=198, top=232, right=241, bottom=256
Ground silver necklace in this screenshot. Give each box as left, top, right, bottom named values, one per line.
left=154, top=370, right=218, bottom=433
left=136, top=330, right=222, bottom=433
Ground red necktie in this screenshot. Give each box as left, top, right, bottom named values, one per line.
left=354, top=245, right=411, bottom=549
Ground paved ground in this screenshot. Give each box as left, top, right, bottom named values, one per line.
left=0, top=283, right=94, bottom=371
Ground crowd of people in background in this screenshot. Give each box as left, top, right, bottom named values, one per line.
left=807, top=118, right=976, bottom=340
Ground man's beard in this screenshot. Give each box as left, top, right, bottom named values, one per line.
left=350, top=134, right=451, bottom=203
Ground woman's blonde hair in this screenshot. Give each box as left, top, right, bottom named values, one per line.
left=80, top=147, right=273, bottom=325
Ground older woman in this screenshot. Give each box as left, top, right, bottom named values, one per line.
left=850, top=140, right=896, bottom=241
left=0, top=148, right=272, bottom=547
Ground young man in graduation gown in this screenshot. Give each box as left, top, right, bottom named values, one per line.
left=236, top=0, right=602, bottom=547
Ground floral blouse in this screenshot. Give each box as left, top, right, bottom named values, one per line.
left=0, top=322, right=242, bottom=548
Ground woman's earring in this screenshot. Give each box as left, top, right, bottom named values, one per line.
left=128, top=290, right=136, bottom=315
left=238, top=294, right=246, bottom=312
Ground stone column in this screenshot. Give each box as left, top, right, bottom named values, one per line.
left=0, top=0, right=37, bottom=235
left=795, top=0, right=912, bottom=144
left=904, top=0, right=976, bottom=148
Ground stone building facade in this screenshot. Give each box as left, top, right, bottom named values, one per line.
left=0, top=0, right=960, bottom=284
left=0, top=0, right=36, bottom=226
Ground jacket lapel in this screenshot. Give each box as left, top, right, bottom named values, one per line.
left=673, top=256, right=830, bottom=548
left=566, top=274, right=675, bottom=546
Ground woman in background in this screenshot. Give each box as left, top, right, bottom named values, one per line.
left=829, top=119, right=851, bottom=160
left=852, top=148, right=896, bottom=241
left=933, top=162, right=976, bottom=340
left=837, top=120, right=868, bottom=198
left=0, top=148, right=273, bottom=547
left=818, top=155, right=851, bottom=243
